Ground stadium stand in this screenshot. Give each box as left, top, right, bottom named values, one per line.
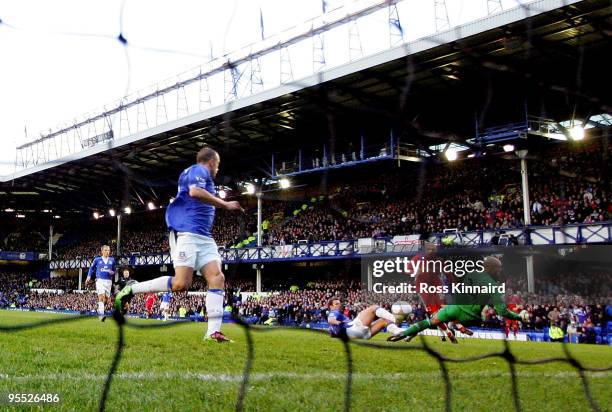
left=3, top=140, right=609, bottom=256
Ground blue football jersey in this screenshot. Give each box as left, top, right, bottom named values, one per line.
left=87, top=256, right=116, bottom=281
left=166, top=164, right=216, bottom=237
left=162, top=292, right=172, bottom=303
left=328, top=309, right=349, bottom=338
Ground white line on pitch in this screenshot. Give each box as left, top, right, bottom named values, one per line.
left=1, top=370, right=610, bottom=382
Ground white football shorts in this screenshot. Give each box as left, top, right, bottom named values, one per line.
left=346, top=316, right=372, bottom=340
left=169, top=231, right=221, bottom=273
left=95, top=279, right=113, bottom=297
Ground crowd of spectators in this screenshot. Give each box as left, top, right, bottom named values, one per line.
left=3, top=141, right=610, bottom=257
left=0, top=272, right=29, bottom=308
left=30, top=276, right=79, bottom=290
left=3, top=268, right=610, bottom=344
left=1, top=227, right=47, bottom=254
left=257, top=141, right=610, bottom=244
left=237, top=280, right=420, bottom=326
left=25, top=291, right=100, bottom=312
left=481, top=300, right=610, bottom=344
left=49, top=200, right=292, bottom=258
left=56, top=216, right=166, bottom=259
left=266, top=142, right=610, bottom=243
left=213, top=209, right=252, bottom=248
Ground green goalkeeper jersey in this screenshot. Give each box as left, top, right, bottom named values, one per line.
left=451, top=270, right=521, bottom=321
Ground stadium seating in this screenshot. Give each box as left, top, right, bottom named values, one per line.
left=2, top=140, right=602, bottom=257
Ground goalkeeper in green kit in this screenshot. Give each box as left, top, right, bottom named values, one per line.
left=389, top=256, right=522, bottom=342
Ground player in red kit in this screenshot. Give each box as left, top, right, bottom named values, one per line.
left=410, top=242, right=443, bottom=311
left=504, top=293, right=522, bottom=339
left=145, top=293, right=158, bottom=318
left=409, top=242, right=456, bottom=343
left=408, top=242, right=473, bottom=343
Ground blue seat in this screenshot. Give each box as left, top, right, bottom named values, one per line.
left=607, top=321, right=612, bottom=333
left=594, top=327, right=602, bottom=335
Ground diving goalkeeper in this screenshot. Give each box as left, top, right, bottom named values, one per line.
left=389, top=256, right=521, bottom=342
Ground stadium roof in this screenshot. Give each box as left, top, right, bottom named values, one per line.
left=1, top=0, right=610, bottom=216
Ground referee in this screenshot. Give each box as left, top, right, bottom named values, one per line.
left=115, top=267, right=136, bottom=312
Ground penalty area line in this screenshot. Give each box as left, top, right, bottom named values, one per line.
left=1, top=370, right=611, bottom=382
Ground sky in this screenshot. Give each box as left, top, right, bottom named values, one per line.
left=0, top=0, right=530, bottom=176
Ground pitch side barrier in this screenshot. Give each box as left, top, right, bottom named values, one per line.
left=47, top=222, right=612, bottom=269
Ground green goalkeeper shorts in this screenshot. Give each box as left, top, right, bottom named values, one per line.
left=435, top=305, right=480, bottom=324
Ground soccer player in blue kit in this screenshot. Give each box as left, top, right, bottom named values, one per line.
left=115, top=147, right=243, bottom=342
left=85, top=244, right=116, bottom=322
left=327, top=298, right=405, bottom=340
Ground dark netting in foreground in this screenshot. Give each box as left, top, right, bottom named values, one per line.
left=1, top=314, right=610, bottom=412
left=1, top=2, right=612, bottom=409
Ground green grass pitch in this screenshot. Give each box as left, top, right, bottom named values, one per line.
left=1, top=311, right=611, bottom=411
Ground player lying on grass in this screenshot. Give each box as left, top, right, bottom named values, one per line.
left=389, top=256, right=522, bottom=342
left=328, top=298, right=405, bottom=340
